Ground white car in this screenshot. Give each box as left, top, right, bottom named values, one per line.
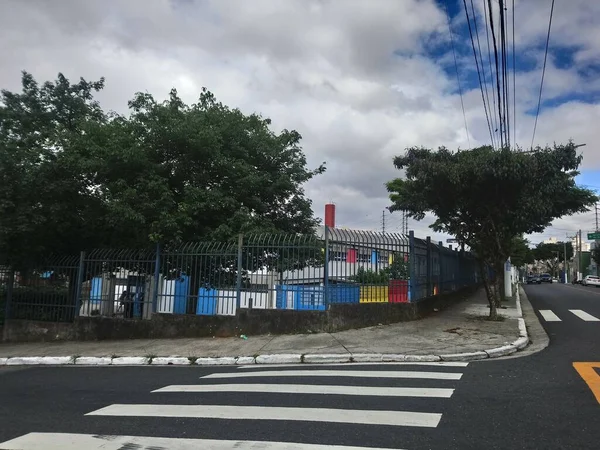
left=582, top=275, right=600, bottom=287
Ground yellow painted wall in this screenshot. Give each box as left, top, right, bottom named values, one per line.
left=359, top=285, right=389, bottom=303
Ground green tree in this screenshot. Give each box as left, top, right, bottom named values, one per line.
left=387, top=144, right=597, bottom=319
left=78, top=87, right=325, bottom=246
left=508, top=235, right=535, bottom=268
left=0, top=71, right=108, bottom=267
left=532, top=242, right=573, bottom=261
left=591, top=245, right=600, bottom=270
left=0, top=73, right=325, bottom=264
left=349, top=255, right=409, bottom=284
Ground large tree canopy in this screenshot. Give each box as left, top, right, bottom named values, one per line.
left=0, top=72, right=325, bottom=264
left=386, top=144, right=597, bottom=317
left=532, top=241, right=573, bottom=262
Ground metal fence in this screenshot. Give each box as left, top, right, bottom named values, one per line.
left=1, top=227, right=479, bottom=324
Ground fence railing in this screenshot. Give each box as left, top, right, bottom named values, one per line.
left=1, top=227, right=479, bottom=324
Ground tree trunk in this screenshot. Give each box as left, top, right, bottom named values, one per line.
left=478, top=260, right=497, bottom=319
left=494, top=261, right=505, bottom=307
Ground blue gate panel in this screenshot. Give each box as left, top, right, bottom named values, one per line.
left=196, top=287, right=217, bottom=315
left=173, top=274, right=190, bottom=314
left=296, top=285, right=325, bottom=311
left=328, top=283, right=360, bottom=304
left=90, top=277, right=102, bottom=306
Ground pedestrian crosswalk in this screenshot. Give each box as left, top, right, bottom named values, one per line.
left=538, top=309, right=600, bottom=322
left=0, top=361, right=469, bottom=450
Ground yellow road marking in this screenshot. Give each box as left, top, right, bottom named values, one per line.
left=573, top=362, right=600, bottom=404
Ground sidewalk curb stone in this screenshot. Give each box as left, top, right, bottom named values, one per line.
left=235, top=356, right=256, bottom=365
left=75, top=356, right=112, bottom=366
left=1, top=285, right=532, bottom=366
left=194, top=357, right=237, bottom=365
left=256, top=354, right=301, bottom=364
left=304, top=354, right=351, bottom=364
left=111, top=356, right=149, bottom=365
left=351, top=353, right=384, bottom=363
left=440, top=351, right=489, bottom=361
left=151, top=357, right=191, bottom=366
left=485, top=344, right=518, bottom=358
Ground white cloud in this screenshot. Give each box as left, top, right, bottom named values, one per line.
left=1, top=0, right=599, bottom=247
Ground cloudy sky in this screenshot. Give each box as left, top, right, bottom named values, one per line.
left=1, top=0, right=599, bottom=246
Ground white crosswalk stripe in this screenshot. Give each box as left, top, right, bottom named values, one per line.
left=569, top=309, right=600, bottom=321
left=237, top=361, right=470, bottom=369
left=0, top=363, right=469, bottom=449
left=0, top=433, right=406, bottom=450
left=87, top=404, right=443, bottom=428
left=202, top=369, right=463, bottom=380
left=539, top=309, right=562, bottom=321
left=153, top=383, right=455, bottom=398
left=538, top=308, right=600, bottom=322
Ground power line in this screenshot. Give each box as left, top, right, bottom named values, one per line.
left=512, top=0, right=517, bottom=148
left=530, top=0, right=555, bottom=149
left=486, top=0, right=505, bottom=148
left=462, top=0, right=495, bottom=147
left=483, top=0, right=500, bottom=140
left=444, top=2, right=471, bottom=149
left=501, top=1, right=510, bottom=149
left=470, top=0, right=495, bottom=149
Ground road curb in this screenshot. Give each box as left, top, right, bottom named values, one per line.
left=151, top=357, right=191, bottom=366
left=304, top=354, right=352, bottom=364
left=1, top=287, right=531, bottom=367
left=255, top=354, right=301, bottom=364
left=440, top=351, right=489, bottom=361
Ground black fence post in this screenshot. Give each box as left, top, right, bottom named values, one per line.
left=408, top=230, right=416, bottom=301
left=323, top=226, right=330, bottom=307
left=3, top=270, right=14, bottom=330
left=235, top=234, right=244, bottom=310
left=426, top=236, right=432, bottom=297
left=439, top=241, right=444, bottom=294
left=74, top=251, right=85, bottom=318
left=152, top=242, right=161, bottom=314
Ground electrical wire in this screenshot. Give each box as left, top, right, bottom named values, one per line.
left=462, top=0, right=495, bottom=147
left=530, top=0, right=555, bottom=149
left=497, top=0, right=509, bottom=148
left=470, top=0, right=495, bottom=149
left=512, top=0, right=517, bottom=148
left=502, top=2, right=510, bottom=148
left=444, top=2, right=471, bottom=149
left=483, top=0, right=500, bottom=140
left=486, top=0, right=505, bottom=148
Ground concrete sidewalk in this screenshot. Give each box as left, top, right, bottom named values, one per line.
left=0, top=287, right=531, bottom=365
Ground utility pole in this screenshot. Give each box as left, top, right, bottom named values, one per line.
left=381, top=210, right=386, bottom=234
left=564, top=239, right=568, bottom=284
left=577, top=230, right=583, bottom=280
left=594, top=203, right=600, bottom=276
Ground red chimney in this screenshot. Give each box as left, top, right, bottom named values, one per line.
left=324, top=204, right=336, bottom=228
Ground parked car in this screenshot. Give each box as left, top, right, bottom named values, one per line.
left=527, top=275, right=541, bottom=284
left=540, top=273, right=552, bottom=283
left=582, top=275, right=600, bottom=287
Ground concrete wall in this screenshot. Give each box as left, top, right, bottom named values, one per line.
left=2, top=285, right=478, bottom=343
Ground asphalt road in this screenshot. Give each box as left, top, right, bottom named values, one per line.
left=0, top=283, right=598, bottom=450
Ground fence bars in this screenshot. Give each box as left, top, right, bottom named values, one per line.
left=1, top=228, right=481, bottom=323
